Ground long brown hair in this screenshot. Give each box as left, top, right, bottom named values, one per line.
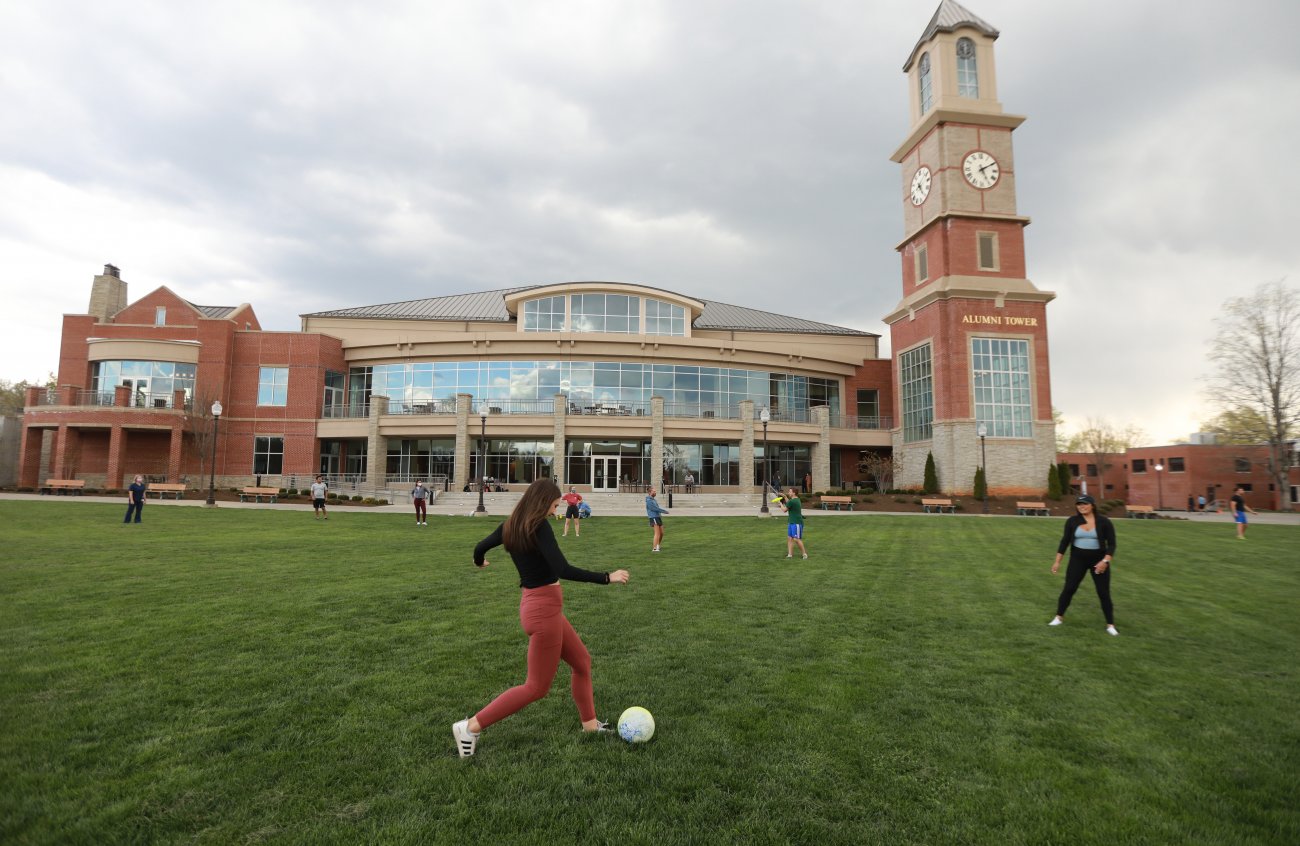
left=502, top=478, right=562, bottom=552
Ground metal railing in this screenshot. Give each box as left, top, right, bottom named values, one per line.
left=663, top=403, right=740, bottom=420
left=322, top=404, right=370, bottom=419
left=567, top=401, right=650, bottom=417
left=386, top=401, right=459, bottom=416
left=829, top=414, right=893, bottom=431
left=476, top=400, right=556, bottom=415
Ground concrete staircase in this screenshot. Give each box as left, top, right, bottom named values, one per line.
left=425, top=490, right=765, bottom=516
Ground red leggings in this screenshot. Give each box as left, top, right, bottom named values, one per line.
left=414, top=499, right=426, bottom=519
left=475, top=584, right=595, bottom=729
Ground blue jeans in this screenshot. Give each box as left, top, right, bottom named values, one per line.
left=124, top=502, right=144, bottom=523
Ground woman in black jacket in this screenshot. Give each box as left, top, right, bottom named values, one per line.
left=452, top=478, right=629, bottom=758
left=1049, top=494, right=1119, bottom=636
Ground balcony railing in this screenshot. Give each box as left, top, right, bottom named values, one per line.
left=663, top=403, right=740, bottom=420
left=387, top=400, right=460, bottom=416
left=322, top=404, right=370, bottom=419
left=28, top=390, right=191, bottom=410
left=567, top=401, right=650, bottom=417
left=829, top=414, right=893, bottom=431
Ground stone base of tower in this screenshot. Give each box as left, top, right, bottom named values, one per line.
left=892, top=420, right=1057, bottom=496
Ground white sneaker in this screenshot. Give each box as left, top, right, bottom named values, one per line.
left=802, top=554, right=808, bottom=559
left=1048, top=617, right=1063, bottom=626
left=652, top=547, right=660, bottom=552
left=452, top=719, right=479, bottom=757
left=1106, top=625, right=1119, bottom=636
left=785, top=554, right=792, bottom=558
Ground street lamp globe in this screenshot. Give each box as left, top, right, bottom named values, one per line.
left=759, top=407, right=772, bottom=514
left=206, top=400, right=224, bottom=507
left=211, top=400, right=222, bottom=417
left=475, top=403, right=490, bottom=514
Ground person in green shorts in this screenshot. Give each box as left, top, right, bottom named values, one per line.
left=779, top=488, right=808, bottom=559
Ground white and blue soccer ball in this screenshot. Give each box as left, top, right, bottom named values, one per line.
left=617, top=706, right=655, bottom=744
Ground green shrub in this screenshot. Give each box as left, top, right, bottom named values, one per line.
left=352, top=495, right=363, bottom=502
left=376, top=498, right=388, bottom=505
left=287, top=488, right=299, bottom=496
left=326, top=491, right=339, bottom=500
left=973, top=467, right=987, bottom=501
left=923, top=453, right=939, bottom=495
left=362, top=497, right=376, bottom=505
left=1047, top=463, right=1062, bottom=500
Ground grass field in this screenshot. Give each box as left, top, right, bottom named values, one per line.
left=1, top=500, right=1296, bottom=845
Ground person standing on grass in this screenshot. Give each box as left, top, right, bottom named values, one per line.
left=1230, top=486, right=1256, bottom=539
left=1049, top=494, right=1119, bottom=636
left=561, top=486, right=583, bottom=537
left=645, top=487, right=669, bottom=552
left=780, top=488, right=808, bottom=559
left=311, top=475, right=329, bottom=521
left=411, top=480, right=429, bottom=526
left=124, top=475, right=146, bottom=524
left=453, top=478, right=629, bottom=758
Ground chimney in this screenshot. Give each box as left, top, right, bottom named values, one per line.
left=88, top=264, right=128, bottom=322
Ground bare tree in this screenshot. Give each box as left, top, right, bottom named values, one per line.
left=1206, top=279, right=1299, bottom=509
left=185, top=390, right=220, bottom=487
left=1065, top=417, right=1145, bottom=499
left=857, top=450, right=899, bottom=493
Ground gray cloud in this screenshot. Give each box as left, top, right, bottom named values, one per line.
left=3, top=0, right=1298, bottom=443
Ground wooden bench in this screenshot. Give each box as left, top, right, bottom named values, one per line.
left=922, top=498, right=956, bottom=513
left=1126, top=504, right=1156, bottom=518
left=239, top=486, right=280, bottom=503
left=146, top=483, right=188, bottom=500
left=1016, top=501, right=1051, bottom=516
left=820, top=495, right=854, bottom=511
left=40, top=479, right=86, bottom=495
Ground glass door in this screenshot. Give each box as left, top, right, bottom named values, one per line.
left=592, top=457, right=619, bottom=492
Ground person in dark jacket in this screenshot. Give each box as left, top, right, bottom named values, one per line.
left=452, top=478, right=629, bottom=758
left=1049, top=494, right=1119, bottom=636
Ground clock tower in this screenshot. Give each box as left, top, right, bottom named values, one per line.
left=885, top=1, right=1056, bottom=494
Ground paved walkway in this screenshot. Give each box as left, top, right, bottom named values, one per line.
left=5, top=492, right=1299, bottom=524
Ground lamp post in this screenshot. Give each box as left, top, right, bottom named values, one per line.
left=759, top=407, right=771, bottom=514
left=475, top=402, right=489, bottom=514
left=206, top=400, right=223, bottom=506
left=977, top=422, right=988, bottom=514
left=1153, top=462, right=1164, bottom=511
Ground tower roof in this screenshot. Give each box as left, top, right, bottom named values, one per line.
left=903, top=0, right=999, bottom=71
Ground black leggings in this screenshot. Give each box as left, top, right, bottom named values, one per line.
left=1056, top=547, right=1114, bottom=624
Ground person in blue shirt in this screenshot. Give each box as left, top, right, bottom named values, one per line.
left=645, top=488, right=669, bottom=552
left=124, top=475, right=146, bottom=524
left=1049, top=495, right=1118, bottom=636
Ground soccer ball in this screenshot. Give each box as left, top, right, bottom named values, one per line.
left=618, top=706, right=655, bottom=744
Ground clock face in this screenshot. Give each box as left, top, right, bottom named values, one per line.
left=962, top=151, right=1000, bottom=189
left=909, top=166, right=932, bottom=206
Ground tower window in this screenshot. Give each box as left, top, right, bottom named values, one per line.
left=978, top=232, right=999, bottom=271
left=155, top=306, right=166, bottom=326
left=918, top=52, right=933, bottom=114
left=915, top=244, right=929, bottom=283
left=972, top=337, right=1032, bottom=439
left=957, top=38, right=978, bottom=98
left=900, top=343, right=933, bottom=443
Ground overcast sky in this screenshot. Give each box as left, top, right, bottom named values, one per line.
left=2, top=0, right=1297, bottom=444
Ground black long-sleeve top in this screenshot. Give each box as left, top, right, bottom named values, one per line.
left=1056, top=514, right=1117, bottom=557
left=473, top=519, right=610, bottom=588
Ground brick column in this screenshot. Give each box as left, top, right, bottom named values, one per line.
left=114, top=385, right=131, bottom=407
left=651, top=396, right=665, bottom=491
left=105, top=425, right=124, bottom=490
left=19, top=426, right=44, bottom=488
left=739, top=400, right=755, bottom=491
left=812, top=405, right=831, bottom=493
left=365, top=395, right=389, bottom=492
left=454, top=393, right=471, bottom=488
left=52, top=424, right=70, bottom=478
left=552, top=393, right=567, bottom=487
left=167, top=422, right=185, bottom=482
left=57, top=386, right=76, bottom=407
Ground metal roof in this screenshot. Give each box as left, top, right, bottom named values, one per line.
left=303, top=284, right=874, bottom=337
left=903, top=0, right=999, bottom=71
left=186, top=302, right=241, bottom=319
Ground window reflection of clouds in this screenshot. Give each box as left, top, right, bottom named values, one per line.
left=354, top=361, right=838, bottom=413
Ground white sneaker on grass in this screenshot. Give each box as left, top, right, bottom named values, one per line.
left=452, top=719, right=479, bottom=758
left=1048, top=617, right=1063, bottom=626
left=1106, top=625, right=1119, bottom=636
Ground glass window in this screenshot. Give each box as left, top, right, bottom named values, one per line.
left=1132, top=459, right=1147, bottom=473
left=1169, top=457, right=1185, bottom=472
left=569, top=293, right=640, bottom=334
left=522, top=296, right=566, bottom=332
left=258, top=366, right=289, bottom=406
left=253, top=436, right=284, bottom=475
left=971, top=338, right=1032, bottom=438
left=90, top=360, right=196, bottom=407
left=900, top=343, right=933, bottom=443
left=957, top=38, right=978, bottom=98
left=645, top=299, right=686, bottom=336
left=916, top=244, right=928, bottom=283
left=918, top=52, right=933, bottom=114
left=978, top=232, right=998, bottom=270
left=1234, top=458, right=1251, bottom=473
left=856, top=389, right=879, bottom=422
left=155, top=306, right=166, bottom=326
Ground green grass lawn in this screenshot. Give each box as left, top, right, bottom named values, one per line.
left=1, top=501, right=1296, bottom=845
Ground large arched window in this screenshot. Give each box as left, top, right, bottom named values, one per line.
left=957, top=38, right=978, bottom=98
left=918, top=52, right=933, bottom=113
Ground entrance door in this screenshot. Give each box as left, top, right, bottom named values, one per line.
left=592, top=457, right=620, bottom=492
